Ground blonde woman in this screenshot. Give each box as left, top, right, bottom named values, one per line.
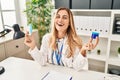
left=24, top=7, right=99, bottom=71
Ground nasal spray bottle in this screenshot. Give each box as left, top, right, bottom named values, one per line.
left=89, top=32, right=99, bottom=52
left=91, top=32, right=99, bottom=39
left=28, top=24, right=32, bottom=35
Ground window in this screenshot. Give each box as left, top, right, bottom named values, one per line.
left=0, top=0, right=18, bottom=32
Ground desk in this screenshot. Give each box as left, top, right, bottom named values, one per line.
left=0, top=57, right=119, bottom=80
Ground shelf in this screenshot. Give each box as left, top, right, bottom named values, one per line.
left=77, top=32, right=109, bottom=38
left=87, top=52, right=106, bottom=61
left=0, top=31, right=14, bottom=44
left=69, top=10, right=120, bottom=73
left=108, top=55, right=120, bottom=66
left=110, top=35, right=120, bottom=41
left=88, top=59, right=105, bottom=72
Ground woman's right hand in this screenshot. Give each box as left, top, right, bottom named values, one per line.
left=24, top=31, right=36, bottom=50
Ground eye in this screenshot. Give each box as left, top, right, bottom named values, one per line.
left=63, top=15, right=68, bottom=19
left=63, top=16, right=67, bottom=19
left=56, top=15, right=60, bottom=19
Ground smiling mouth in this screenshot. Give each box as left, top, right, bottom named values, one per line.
left=57, top=23, right=64, bottom=27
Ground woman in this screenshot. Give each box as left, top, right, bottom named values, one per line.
left=24, top=7, right=99, bottom=71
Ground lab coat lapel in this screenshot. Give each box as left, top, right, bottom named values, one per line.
left=62, top=36, right=69, bottom=56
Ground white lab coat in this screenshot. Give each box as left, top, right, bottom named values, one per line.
left=28, top=33, right=88, bottom=71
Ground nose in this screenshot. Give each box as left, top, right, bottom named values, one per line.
left=58, top=17, right=63, bottom=22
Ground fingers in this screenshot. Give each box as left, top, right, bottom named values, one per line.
left=24, top=30, right=36, bottom=50
left=88, top=38, right=93, bottom=43
left=87, top=36, right=99, bottom=49
left=24, top=31, right=31, bottom=43
left=25, top=31, right=29, bottom=38
left=85, top=43, right=94, bottom=50
left=93, top=36, right=99, bottom=49
left=88, top=43, right=94, bottom=50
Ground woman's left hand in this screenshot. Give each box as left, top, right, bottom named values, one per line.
left=80, top=37, right=99, bottom=57
left=85, top=36, right=99, bottom=50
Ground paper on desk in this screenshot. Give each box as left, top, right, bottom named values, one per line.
left=41, top=70, right=72, bottom=80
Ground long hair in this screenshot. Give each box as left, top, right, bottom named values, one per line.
left=49, top=7, right=82, bottom=58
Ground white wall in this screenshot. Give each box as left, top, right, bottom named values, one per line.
left=18, top=0, right=27, bottom=28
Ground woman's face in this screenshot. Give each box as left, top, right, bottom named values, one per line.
left=55, top=10, right=69, bottom=33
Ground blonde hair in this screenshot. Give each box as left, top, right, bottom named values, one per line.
left=49, top=7, right=82, bottom=58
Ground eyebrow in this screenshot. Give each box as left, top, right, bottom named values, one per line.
left=56, top=14, right=68, bottom=17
